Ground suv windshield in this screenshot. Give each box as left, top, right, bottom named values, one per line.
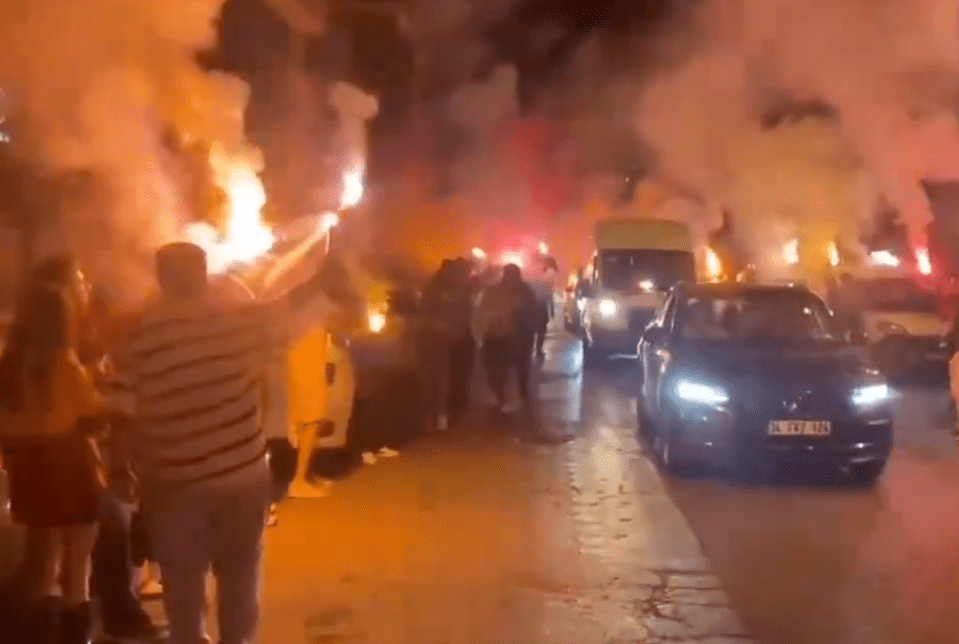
left=846, top=278, right=937, bottom=313
left=678, top=290, right=837, bottom=342
left=598, top=250, right=694, bottom=292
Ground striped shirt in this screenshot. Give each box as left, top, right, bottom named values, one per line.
left=110, top=294, right=293, bottom=490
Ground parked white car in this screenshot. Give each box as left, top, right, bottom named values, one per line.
left=263, top=327, right=356, bottom=452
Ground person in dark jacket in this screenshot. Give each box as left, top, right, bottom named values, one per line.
left=446, top=259, right=478, bottom=424
left=474, top=264, right=539, bottom=411
left=420, top=259, right=476, bottom=430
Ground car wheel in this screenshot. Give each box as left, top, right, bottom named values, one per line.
left=659, top=425, right=692, bottom=477
left=848, top=461, right=886, bottom=487
left=636, top=393, right=654, bottom=438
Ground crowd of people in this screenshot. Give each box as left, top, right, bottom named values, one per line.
left=0, top=241, right=558, bottom=644
left=0, top=240, right=337, bottom=644
left=419, top=257, right=556, bottom=431
left=0, top=255, right=172, bottom=644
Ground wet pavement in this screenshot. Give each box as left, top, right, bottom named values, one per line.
left=3, top=329, right=955, bottom=643
left=256, top=332, right=754, bottom=644
left=596, top=353, right=959, bottom=644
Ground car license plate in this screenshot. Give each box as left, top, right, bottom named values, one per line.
left=768, top=420, right=831, bottom=436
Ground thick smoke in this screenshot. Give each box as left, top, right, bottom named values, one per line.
left=407, top=0, right=519, bottom=89
left=0, top=0, right=255, bottom=301
left=637, top=0, right=959, bottom=261
left=371, top=66, right=523, bottom=269
left=426, top=0, right=525, bottom=219
left=363, top=62, right=529, bottom=271
left=444, top=65, right=590, bottom=271
left=446, top=65, right=523, bottom=221
left=359, top=1, right=529, bottom=267
left=329, top=81, right=379, bottom=189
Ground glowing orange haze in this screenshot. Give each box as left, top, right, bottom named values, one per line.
left=185, top=156, right=365, bottom=274
left=184, top=156, right=275, bottom=273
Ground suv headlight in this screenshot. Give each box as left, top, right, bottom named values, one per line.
left=675, top=378, right=730, bottom=405
left=598, top=299, right=617, bottom=317
left=851, top=383, right=891, bottom=407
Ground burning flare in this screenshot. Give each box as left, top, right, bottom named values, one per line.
left=367, top=305, right=387, bottom=333
left=319, top=212, right=340, bottom=234
left=828, top=242, right=840, bottom=267
left=340, top=168, right=364, bottom=209
left=185, top=154, right=275, bottom=274
left=705, top=247, right=723, bottom=281
left=869, top=250, right=900, bottom=267
left=783, top=239, right=800, bottom=266
left=916, top=248, right=932, bottom=275
left=220, top=164, right=274, bottom=259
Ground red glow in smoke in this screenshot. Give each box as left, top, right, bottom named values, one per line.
left=507, top=117, right=576, bottom=222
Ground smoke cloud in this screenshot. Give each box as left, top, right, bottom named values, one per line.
left=445, top=65, right=523, bottom=224
left=328, top=81, right=379, bottom=186
left=0, top=0, right=257, bottom=301
left=636, top=0, right=959, bottom=263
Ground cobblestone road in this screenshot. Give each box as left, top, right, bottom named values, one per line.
left=254, top=334, right=753, bottom=644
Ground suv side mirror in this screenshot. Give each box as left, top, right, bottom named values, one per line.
left=643, top=324, right=665, bottom=345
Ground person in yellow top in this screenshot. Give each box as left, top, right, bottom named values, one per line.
left=282, top=280, right=359, bottom=494
left=285, top=326, right=345, bottom=498
left=0, top=283, right=109, bottom=644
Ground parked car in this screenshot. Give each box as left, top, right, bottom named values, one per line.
left=840, top=273, right=947, bottom=382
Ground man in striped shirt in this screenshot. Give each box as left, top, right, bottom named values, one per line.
left=110, top=242, right=334, bottom=644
